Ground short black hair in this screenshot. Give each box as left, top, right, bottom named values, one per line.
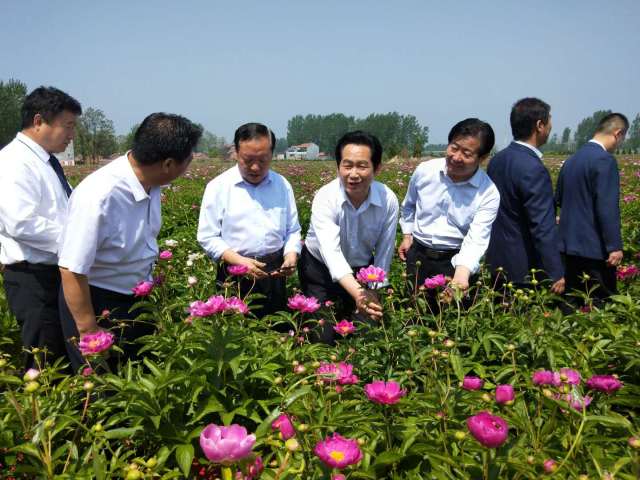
left=132, top=113, right=202, bottom=165
left=447, top=118, right=495, bottom=158
left=510, top=97, right=551, bottom=141
left=596, top=113, right=629, bottom=134
left=335, top=130, right=383, bottom=169
left=21, top=86, right=82, bottom=129
left=234, top=123, right=276, bottom=153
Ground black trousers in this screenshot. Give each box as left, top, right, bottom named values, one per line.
left=405, top=240, right=458, bottom=291
left=565, top=254, right=617, bottom=305
left=59, top=284, right=152, bottom=372
left=298, top=245, right=371, bottom=345
left=217, top=249, right=286, bottom=319
left=2, top=262, right=67, bottom=370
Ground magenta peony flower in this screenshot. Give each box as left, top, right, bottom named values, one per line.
left=227, top=264, right=250, bottom=276
left=532, top=370, right=561, bottom=387
left=316, top=362, right=359, bottom=385
left=424, top=274, right=447, bottom=289
left=132, top=280, right=154, bottom=297
left=82, top=367, right=94, bottom=377
left=200, top=424, right=256, bottom=465
left=271, top=414, right=295, bottom=440
left=495, top=385, right=515, bottom=405
left=159, top=250, right=173, bottom=260
left=333, top=320, right=356, bottom=336
left=225, top=297, right=249, bottom=315
left=246, top=456, right=263, bottom=479
left=617, top=264, right=639, bottom=281
left=543, top=459, right=557, bottom=473
left=586, top=375, right=623, bottom=394
left=287, top=294, right=321, bottom=313
left=466, top=411, right=509, bottom=448
left=564, top=393, right=592, bottom=411
left=355, top=265, right=386, bottom=285
left=189, top=295, right=227, bottom=317
left=559, top=368, right=581, bottom=385
left=364, top=380, right=406, bottom=405
left=314, top=433, right=363, bottom=469
left=462, top=376, right=484, bottom=390
left=78, top=331, right=115, bottom=356
left=332, top=475, right=346, bottom=480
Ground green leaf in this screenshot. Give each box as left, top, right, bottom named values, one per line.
left=103, top=426, right=143, bottom=439
left=585, top=414, right=631, bottom=428
left=373, top=450, right=403, bottom=466
left=283, top=385, right=312, bottom=407
left=175, top=443, right=194, bottom=477
left=449, top=353, right=464, bottom=381
left=0, top=374, right=22, bottom=385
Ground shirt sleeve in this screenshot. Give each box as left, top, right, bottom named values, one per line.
left=0, top=163, right=62, bottom=254
left=57, top=187, right=104, bottom=274
left=311, top=190, right=353, bottom=282
left=400, top=168, right=419, bottom=235
left=373, top=191, right=399, bottom=287
left=197, top=181, right=231, bottom=261
left=451, top=186, right=500, bottom=274
left=283, top=180, right=302, bottom=255
left=593, top=155, right=623, bottom=253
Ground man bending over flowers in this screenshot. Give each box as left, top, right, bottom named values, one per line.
left=298, top=131, right=399, bottom=344
left=58, top=113, right=202, bottom=371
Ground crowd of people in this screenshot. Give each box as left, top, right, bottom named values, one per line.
left=0, top=86, right=629, bottom=371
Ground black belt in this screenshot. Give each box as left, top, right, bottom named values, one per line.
left=253, top=248, right=284, bottom=265
left=412, top=240, right=459, bottom=260
left=4, top=261, right=59, bottom=272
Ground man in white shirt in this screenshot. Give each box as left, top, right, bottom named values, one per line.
left=299, top=131, right=399, bottom=344
left=398, top=118, right=499, bottom=298
left=198, top=123, right=302, bottom=318
left=58, top=113, right=202, bottom=370
left=0, top=86, right=82, bottom=369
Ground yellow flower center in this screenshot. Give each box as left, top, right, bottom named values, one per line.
left=366, top=273, right=378, bottom=280
left=89, top=340, right=99, bottom=349
left=329, top=450, right=345, bottom=462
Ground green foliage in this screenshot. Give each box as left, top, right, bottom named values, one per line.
left=573, top=110, right=612, bottom=148
left=75, top=107, right=118, bottom=163
left=0, top=78, right=27, bottom=148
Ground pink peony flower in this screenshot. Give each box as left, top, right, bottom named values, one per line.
left=227, top=264, right=250, bottom=276
left=495, top=385, right=515, bottom=405
left=316, top=362, right=359, bottom=385
left=189, top=295, right=228, bottom=317
left=246, top=456, right=263, bottom=479
left=287, top=294, right=321, bottom=313
left=200, top=424, right=255, bottom=465
left=543, top=459, right=557, bottom=473
left=332, top=475, right=346, bottom=480
left=271, top=414, right=295, bottom=440
left=424, top=274, right=447, bottom=289
left=23, top=368, right=40, bottom=381
left=565, top=393, right=592, bottom=411
left=462, top=376, right=484, bottom=390
left=466, top=411, right=509, bottom=448
left=334, top=320, right=356, bottom=336
left=159, top=250, right=173, bottom=260
left=78, top=331, right=115, bottom=356
left=314, top=433, right=363, bottom=469
left=355, top=265, right=386, bottom=285
left=225, top=297, right=249, bottom=315
left=82, top=367, right=94, bottom=377
left=132, top=280, right=154, bottom=297
left=617, top=264, right=639, bottom=281
left=586, top=375, right=623, bottom=394
left=532, top=370, right=561, bottom=387
left=364, top=380, right=407, bottom=405
left=559, top=368, right=581, bottom=385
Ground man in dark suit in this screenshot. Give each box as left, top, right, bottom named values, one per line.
left=556, top=113, right=628, bottom=304
left=486, top=98, right=564, bottom=293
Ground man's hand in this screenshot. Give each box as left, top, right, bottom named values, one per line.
left=450, top=266, right=471, bottom=292
left=273, top=252, right=298, bottom=277
left=606, top=250, right=623, bottom=267
left=222, top=249, right=267, bottom=278
left=398, top=234, right=413, bottom=261
left=550, top=277, right=565, bottom=294
left=355, top=289, right=383, bottom=320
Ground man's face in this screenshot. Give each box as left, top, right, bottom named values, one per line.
left=338, top=144, right=378, bottom=201
left=164, top=154, right=193, bottom=183
left=36, top=110, right=78, bottom=153
left=445, top=135, right=484, bottom=182
left=237, top=136, right=272, bottom=184
left=539, top=115, right=553, bottom=145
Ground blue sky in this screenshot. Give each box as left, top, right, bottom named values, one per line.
left=2, top=0, right=639, bottom=147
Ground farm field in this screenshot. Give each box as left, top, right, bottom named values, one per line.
left=1, top=155, right=640, bottom=479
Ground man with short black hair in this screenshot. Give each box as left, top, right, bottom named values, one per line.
left=299, top=130, right=399, bottom=343
left=58, top=112, right=202, bottom=370
left=399, top=118, right=499, bottom=294
left=556, top=113, right=628, bottom=303
left=486, top=97, right=565, bottom=293
left=197, top=122, right=302, bottom=318
left=0, top=86, right=82, bottom=369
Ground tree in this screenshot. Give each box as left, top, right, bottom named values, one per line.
left=561, top=127, right=571, bottom=145
left=627, top=113, right=640, bottom=152
left=195, top=127, right=225, bottom=158
left=117, top=124, right=139, bottom=154
left=274, top=137, right=288, bottom=155
left=75, top=107, right=117, bottom=164
left=574, top=110, right=612, bottom=148
left=0, top=79, right=27, bottom=148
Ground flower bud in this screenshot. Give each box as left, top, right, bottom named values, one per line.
left=269, top=459, right=278, bottom=467
left=443, top=339, right=455, bottom=348
left=577, top=475, right=589, bottom=480
left=0, top=359, right=7, bottom=368
left=526, top=455, right=535, bottom=465
left=428, top=330, right=437, bottom=338
left=285, top=438, right=300, bottom=451
left=531, top=278, right=539, bottom=286
left=330, top=354, right=337, bottom=361
left=543, top=459, right=557, bottom=473
left=440, top=351, right=449, bottom=359
left=481, top=393, right=492, bottom=403
left=23, top=368, right=40, bottom=381
left=125, top=470, right=142, bottom=480
left=274, top=376, right=283, bottom=385
left=93, top=423, right=103, bottom=432
left=24, top=381, right=40, bottom=393
left=32, top=347, right=40, bottom=353
left=83, top=381, right=95, bottom=391
left=405, top=369, right=413, bottom=377
left=291, top=360, right=299, bottom=366
left=301, top=379, right=309, bottom=385
left=43, top=418, right=55, bottom=430
left=357, top=438, right=366, bottom=446
left=407, top=330, right=418, bottom=337
left=454, top=431, right=466, bottom=441
left=146, top=457, right=157, bottom=468
left=297, top=423, right=309, bottom=432
left=629, top=436, right=640, bottom=449
left=542, top=388, right=554, bottom=398
left=506, top=344, right=516, bottom=351
left=311, top=361, right=320, bottom=368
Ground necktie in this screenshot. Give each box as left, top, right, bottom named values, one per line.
left=48, top=154, right=72, bottom=197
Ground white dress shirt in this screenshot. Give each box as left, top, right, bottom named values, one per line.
left=305, top=178, right=399, bottom=283
left=197, top=166, right=302, bottom=260
left=0, top=133, right=71, bottom=265
left=58, top=155, right=161, bottom=295
left=400, top=158, right=500, bottom=274
left=514, top=140, right=543, bottom=159
left=588, top=139, right=606, bottom=151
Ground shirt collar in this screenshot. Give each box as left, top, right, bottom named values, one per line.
left=16, top=132, right=50, bottom=163
left=337, top=178, right=381, bottom=208
left=514, top=140, right=543, bottom=159
left=588, top=139, right=606, bottom=151
left=121, top=154, right=151, bottom=202
left=232, top=165, right=272, bottom=186
left=439, top=157, right=482, bottom=188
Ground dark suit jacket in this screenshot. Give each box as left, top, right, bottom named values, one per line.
left=486, top=142, right=563, bottom=283
left=556, top=141, right=622, bottom=260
